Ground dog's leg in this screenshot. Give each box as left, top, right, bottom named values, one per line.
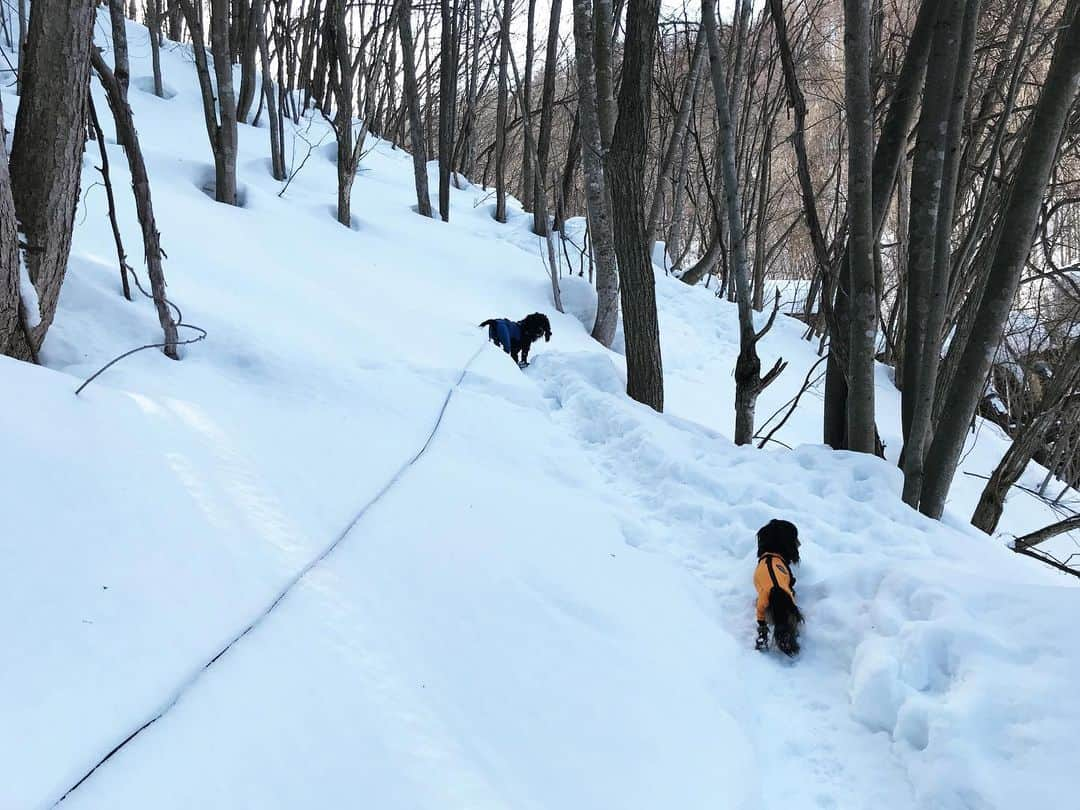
left=755, top=621, right=770, bottom=651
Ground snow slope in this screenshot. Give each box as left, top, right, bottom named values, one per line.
left=2, top=13, right=1077, bottom=810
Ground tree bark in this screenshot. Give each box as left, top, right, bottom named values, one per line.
left=901, top=0, right=976, bottom=504
left=572, top=0, right=619, bottom=347
left=149, top=0, right=165, bottom=97
left=645, top=30, right=704, bottom=260
left=326, top=0, right=359, bottom=226
left=531, top=0, right=562, bottom=237
left=702, top=0, right=785, bottom=443
left=520, top=0, right=537, bottom=207
left=16, top=0, right=26, bottom=95
left=0, top=91, right=30, bottom=360
left=180, top=0, right=239, bottom=205
left=397, top=0, right=432, bottom=217
left=236, top=0, right=260, bottom=122
left=843, top=0, right=877, bottom=454
left=824, top=0, right=939, bottom=448
left=9, top=0, right=95, bottom=356
left=254, top=0, right=285, bottom=180
left=972, top=339, right=1080, bottom=533
left=494, top=0, right=511, bottom=222
left=594, top=0, right=616, bottom=149
left=920, top=0, right=1080, bottom=519
left=606, top=0, right=663, bottom=411
left=87, top=92, right=133, bottom=302
left=438, top=0, right=456, bottom=221
left=91, top=47, right=181, bottom=358
left=108, top=0, right=130, bottom=94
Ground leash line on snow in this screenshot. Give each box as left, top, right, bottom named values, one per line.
left=51, top=343, right=487, bottom=807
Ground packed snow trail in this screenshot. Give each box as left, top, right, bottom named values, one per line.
left=531, top=350, right=1075, bottom=809
left=52, top=343, right=486, bottom=806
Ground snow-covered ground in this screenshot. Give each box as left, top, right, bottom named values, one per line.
left=2, top=13, right=1077, bottom=810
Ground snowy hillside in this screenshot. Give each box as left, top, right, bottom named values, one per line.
left=2, top=14, right=1077, bottom=810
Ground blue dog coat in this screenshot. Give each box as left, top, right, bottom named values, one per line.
left=487, top=318, right=523, bottom=355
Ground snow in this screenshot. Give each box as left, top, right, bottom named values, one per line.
left=2, top=12, right=1078, bottom=810
left=18, top=252, right=41, bottom=328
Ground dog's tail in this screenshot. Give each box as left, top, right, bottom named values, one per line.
left=478, top=319, right=495, bottom=328
left=768, top=586, right=804, bottom=629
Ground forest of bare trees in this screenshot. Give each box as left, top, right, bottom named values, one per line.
left=2, top=0, right=1080, bottom=542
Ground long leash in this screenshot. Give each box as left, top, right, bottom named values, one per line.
left=51, top=342, right=487, bottom=807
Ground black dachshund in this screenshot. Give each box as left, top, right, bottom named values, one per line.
left=753, top=519, right=804, bottom=656
left=479, top=313, right=552, bottom=367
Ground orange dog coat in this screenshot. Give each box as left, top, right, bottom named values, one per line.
left=754, top=552, right=795, bottom=622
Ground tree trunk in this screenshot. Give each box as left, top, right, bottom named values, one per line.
left=531, top=0, right=562, bottom=237
left=438, top=0, right=457, bottom=221
left=901, top=0, right=977, bottom=504
left=823, top=0, right=938, bottom=449
left=16, top=0, right=26, bottom=95
left=703, top=0, right=785, bottom=443
left=91, top=47, right=181, bottom=358
left=397, top=0, right=432, bottom=217
left=87, top=93, right=133, bottom=302
left=254, top=0, right=285, bottom=180
left=167, top=0, right=184, bottom=40
left=109, top=0, right=130, bottom=94
left=9, top=0, right=95, bottom=356
left=520, top=0, right=537, bottom=208
left=606, top=0, right=663, bottom=411
left=844, top=0, right=877, bottom=454
left=0, top=91, right=30, bottom=360
left=236, top=0, right=259, bottom=121
left=751, top=123, right=771, bottom=311
left=180, top=0, right=239, bottom=205
left=920, top=0, right=1080, bottom=519
left=572, top=0, right=619, bottom=347
left=972, top=340, right=1080, bottom=533
left=327, top=0, right=357, bottom=227
left=646, top=30, right=704, bottom=260
left=494, top=0, right=511, bottom=222
left=149, top=0, right=165, bottom=97
left=594, top=0, right=616, bottom=149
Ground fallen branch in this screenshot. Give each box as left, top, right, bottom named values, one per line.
left=1011, top=515, right=1080, bottom=551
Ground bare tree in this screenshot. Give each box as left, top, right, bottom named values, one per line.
left=494, top=0, right=511, bottom=222
left=531, top=0, right=562, bottom=237
left=920, top=0, right=1080, bottom=518
left=255, top=0, right=285, bottom=180
left=972, top=336, right=1080, bottom=533
left=702, top=0, right=785, bottom=442
left=180, top=0, right=239, bottom=205
left=0, top=92, right=27, bottom=360
left=397, top=0, right=433, bottom=217
left=606, top=0, right=664, bottom=411
left=109, top=0, right=131, bottom=94
left=8, top=0, right=95, bottom=358
left=646, top=30, right=704, bottom=261
left=438, top=0, right=458, bottom=220
left=149, top=0, right=166, bottom=98
left=900, top=0, right=978, bottom=503
left=571, top=0, right=618, bottom=347
left=91, top=48, right=181, bottom=358
left=843, top=0, right=877, bottom=454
